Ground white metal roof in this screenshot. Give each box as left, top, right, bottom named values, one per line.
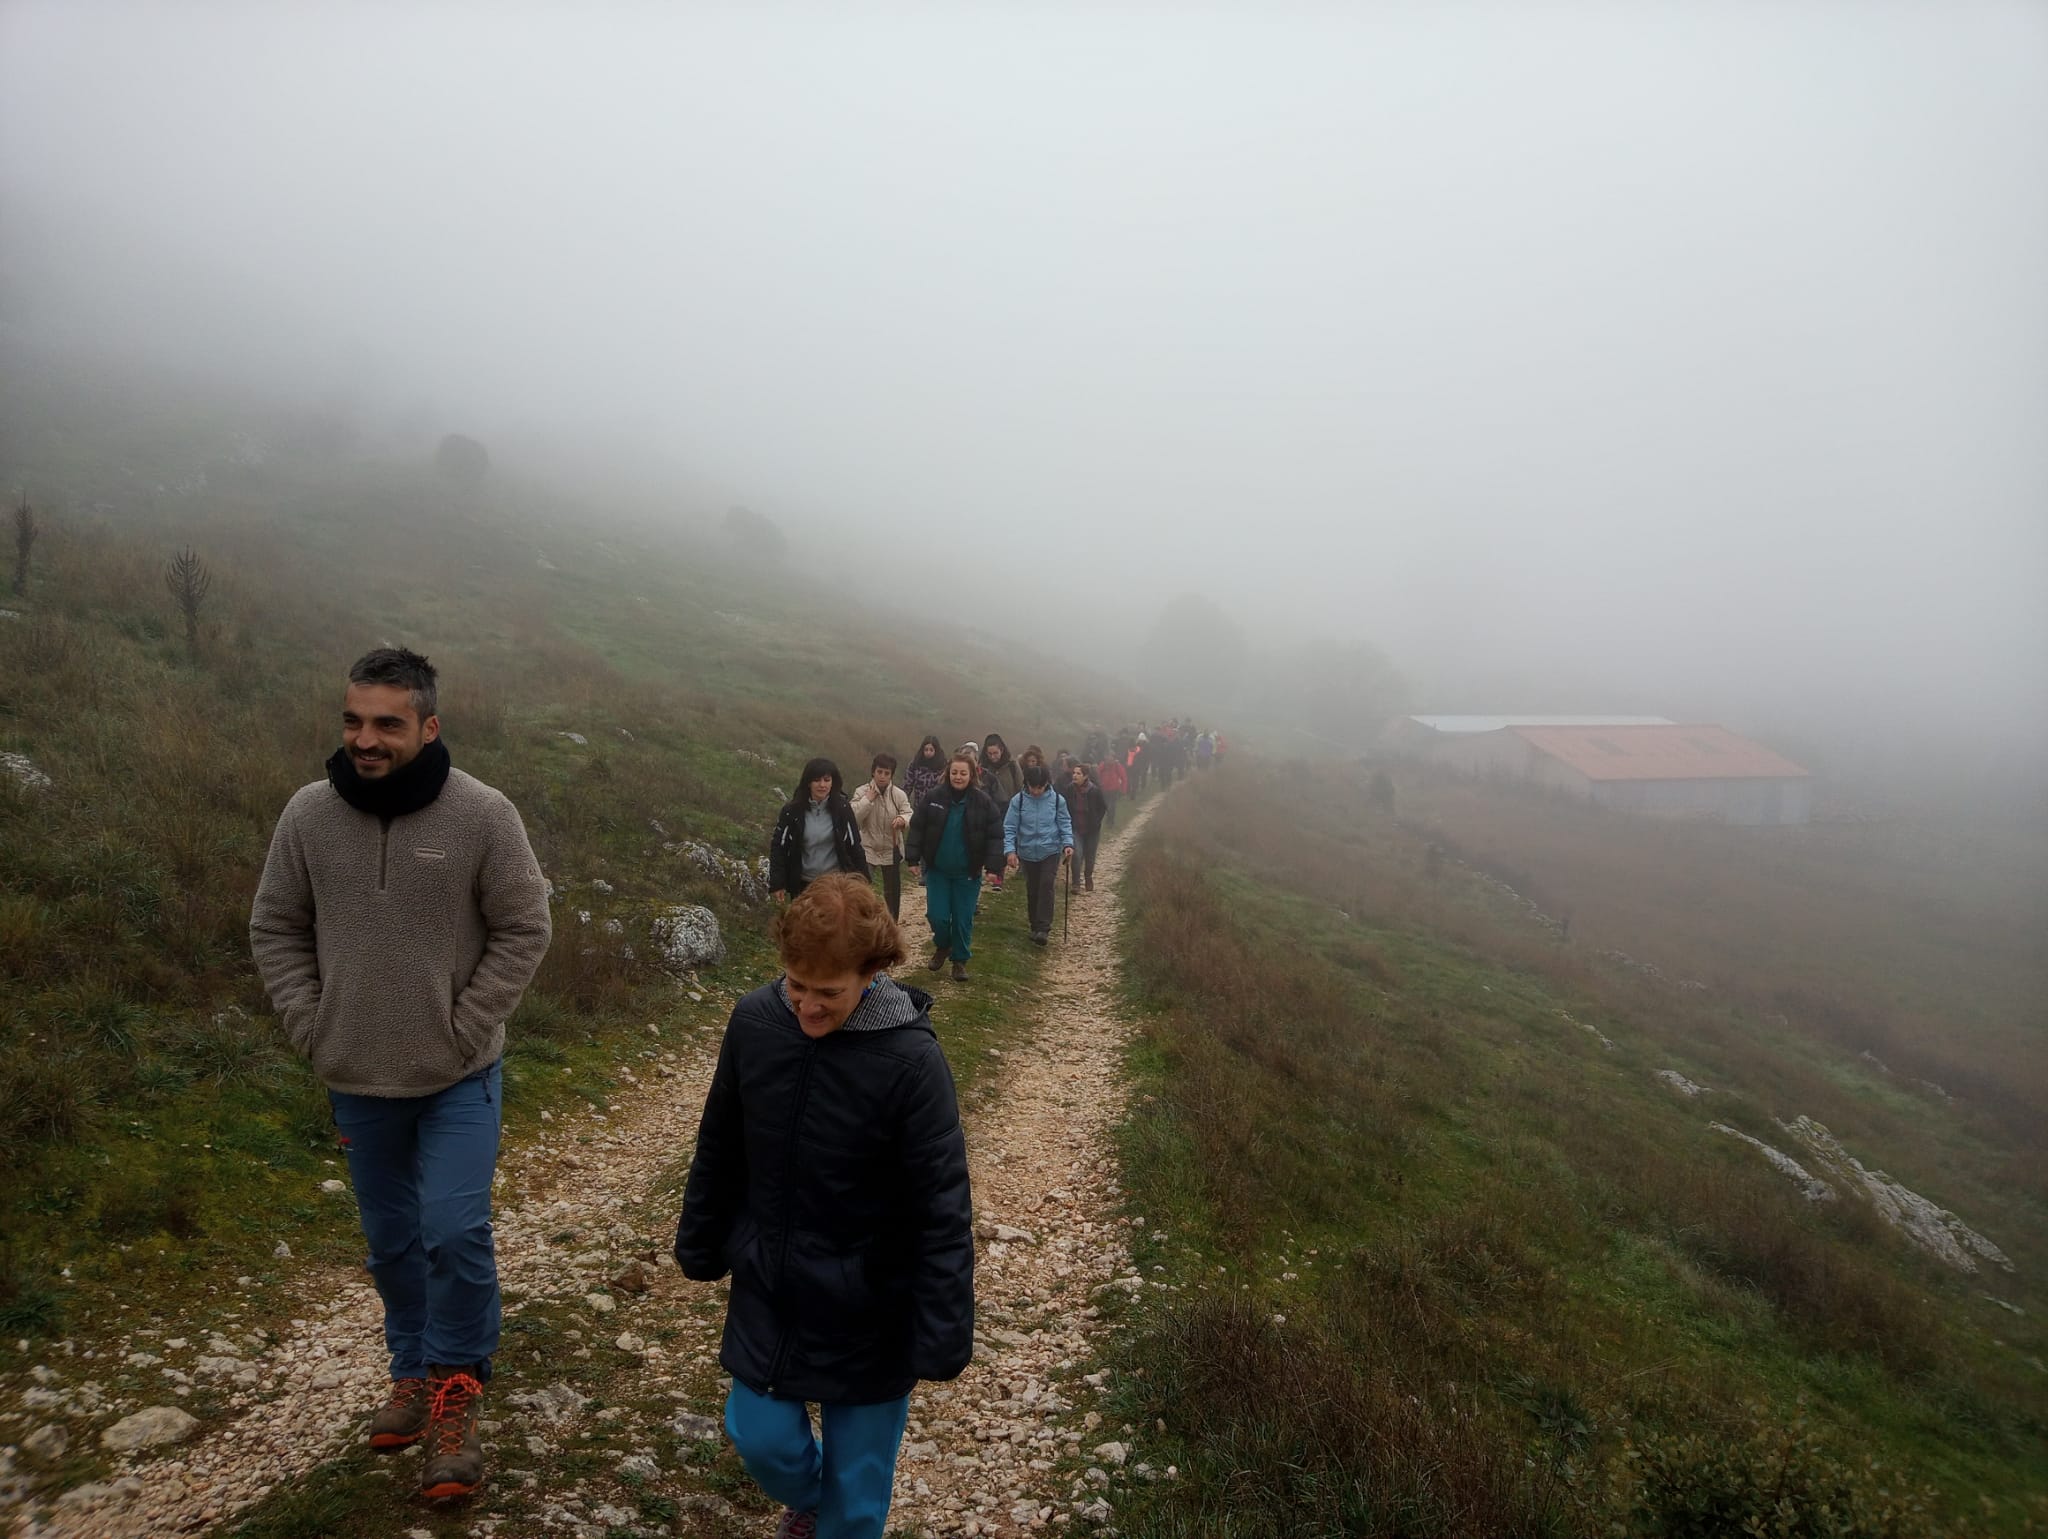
left=1405, top=715, right=1675, bottom=734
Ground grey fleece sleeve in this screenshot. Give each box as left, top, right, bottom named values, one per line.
left=249, top=800, right=323, bottom=1053
left=452, top=794, right=552, bottom=1055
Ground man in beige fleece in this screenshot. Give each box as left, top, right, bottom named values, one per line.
left=251, top=647, right=550, bottom=1504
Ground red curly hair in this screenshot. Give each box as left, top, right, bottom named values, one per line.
left=774, top=873, right=907, bottom=976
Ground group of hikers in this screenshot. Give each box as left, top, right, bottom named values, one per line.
left=249, top=647, right=1224, bottom=1537
left=764, top=721, right=1227, bottom=983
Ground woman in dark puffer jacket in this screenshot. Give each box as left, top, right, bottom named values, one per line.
left=674, top=876, right=973, bottom=1539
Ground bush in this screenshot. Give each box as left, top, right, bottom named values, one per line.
left=0, top=1245, right=62, bottom=1334
left=44, top=977, right=151, bottom=1055
left=169, top=1006, right=288, bottom=1089
left=0, top=1044, right=102, bottom=1158
left=1114, top=1294, right=1574, bottom=1538
left=1608, top=1404, right=1943, bottom=1538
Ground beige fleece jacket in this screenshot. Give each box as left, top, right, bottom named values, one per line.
left=249, top=768, right=552, bottom=1097
left=849, top=779, right=914, bottom=866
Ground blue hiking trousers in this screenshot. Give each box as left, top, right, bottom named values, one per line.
left=725, top=1379, right=911, bottom=1539
left=329, top=1061, right=503, bottom=1380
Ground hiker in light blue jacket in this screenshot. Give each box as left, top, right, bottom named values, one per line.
left=1001, top=763, right=1074, bottom=947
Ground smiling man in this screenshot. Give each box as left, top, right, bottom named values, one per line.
left=675, top=874, right=974, bottom=1539
left=250, top=647, right=550, bottom=1504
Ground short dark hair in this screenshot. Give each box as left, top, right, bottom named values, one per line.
left=348, top=647, right=438, bottom=720
left=871, top=751, right=898, bottom=773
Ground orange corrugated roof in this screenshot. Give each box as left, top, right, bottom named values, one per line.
left=1510, top=724, right=1810, bottom=782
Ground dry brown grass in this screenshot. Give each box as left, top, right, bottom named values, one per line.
left=1110, top=762, right=2044, bottom=1534
left=1394, top=771, right=2048, bottom=1147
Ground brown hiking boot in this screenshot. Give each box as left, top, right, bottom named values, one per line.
left=418, top=1365, right=486, bottom=1502
left=927, top=944, right=950, bottom=971
left=951, top=959, right=969, bottom=981
left=367, top=1376, right=429, bottom=1450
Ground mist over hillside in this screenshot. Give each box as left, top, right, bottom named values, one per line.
left=5, top=1, right=2047, bottom=798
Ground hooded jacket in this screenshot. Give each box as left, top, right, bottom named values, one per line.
left=1004, top=782, right=1075, bottom=862
left=904, top=780, right=1005, bottom=877
left=979, top=734, right=1022, bottom=808
left=768, top=770, right=868, bottom=893
left=674, top=977, right=974, bottom=1403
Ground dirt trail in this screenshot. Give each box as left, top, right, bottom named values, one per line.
left=8, top=793, right=1161, bottom=1539
left=887, top=797, right=1156, bottom=1538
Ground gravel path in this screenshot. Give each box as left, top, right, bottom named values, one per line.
left=5, top=794, right=1160, bottom=1539
left=887, top=797, right=1155, bottom=1538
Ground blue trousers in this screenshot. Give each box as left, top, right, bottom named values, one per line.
left=329, top=1061, right=503, bottom=1380
left=923, top=871, right=981, bottom=961
left=725, top=1380, right=910, bottom=1539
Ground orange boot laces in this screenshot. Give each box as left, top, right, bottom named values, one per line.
left=427, top=1371, right=484, bottom=1454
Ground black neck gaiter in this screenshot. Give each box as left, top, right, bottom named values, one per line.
left=326, top=738, right=452, bottom=820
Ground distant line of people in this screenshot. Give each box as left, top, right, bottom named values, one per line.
left=762, top=717, right=1227, bottom=984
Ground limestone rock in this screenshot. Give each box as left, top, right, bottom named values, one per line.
left=509, top=1381, right=589, bottom=1424
left=652, top=904, right=726, bottom=970
left=101, top=1405, right=200, bottom=1453
left=672, top=1410, right=722, bottom=1442
left=1, top=752, right=51, bottom=791
left=609, top=1260, right=656, bottom=1294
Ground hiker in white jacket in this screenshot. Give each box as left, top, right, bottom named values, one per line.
left=850, top=752, right=915, bottom=920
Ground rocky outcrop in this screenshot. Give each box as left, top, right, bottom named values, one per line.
left=1782, top=1116, right=2012, bottom=1274
left=1709, top=1122, right=1835, bottom=1203
left=650, top=905, right=725, bottom=971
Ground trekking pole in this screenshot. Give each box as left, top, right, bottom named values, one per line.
left=1062, top=854, right=1071, bottom=942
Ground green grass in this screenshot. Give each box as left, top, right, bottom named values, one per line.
left=1103, top=763, right=2047, bottom=1538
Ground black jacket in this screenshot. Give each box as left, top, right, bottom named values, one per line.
left=768, top=793, right=868, bottom=893
left=674, top=979, right=975, bottom=1403
left=903, top=784, right=1005, bottom=877
left=1061, top=778, right=1109, bottom=839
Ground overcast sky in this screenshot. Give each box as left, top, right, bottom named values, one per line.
left=3, top=2, right=2045, bottom=758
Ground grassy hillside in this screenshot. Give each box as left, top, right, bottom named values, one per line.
left=1108, top=761, right=2045, bottom=1537
left=0, top=410, right=1140, bottom=1353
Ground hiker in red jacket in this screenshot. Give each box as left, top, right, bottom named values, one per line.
left=1095, top=752, right=1127, bottom=828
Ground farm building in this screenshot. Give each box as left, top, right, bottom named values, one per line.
left=1383, top=715, right=1674, bottom=756
left=1390, top=718, right=1812, bottom=825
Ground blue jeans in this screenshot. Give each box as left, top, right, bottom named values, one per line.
left=329, top=1061, right=503, bottom=1380
left=724, top=1380, right=910, bottom=1538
